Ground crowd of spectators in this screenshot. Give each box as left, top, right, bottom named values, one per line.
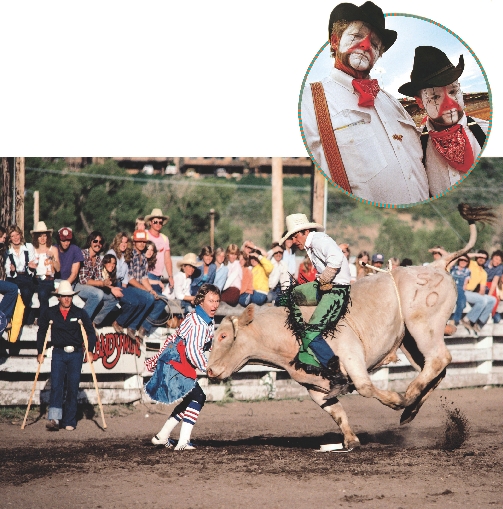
left=2, top=215, right=503, bottom=340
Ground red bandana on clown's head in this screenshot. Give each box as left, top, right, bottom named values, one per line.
left=417, top=81, right=473, bottom=172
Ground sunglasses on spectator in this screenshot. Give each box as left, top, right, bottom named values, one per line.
left=151, top=219, right=163, bottom=225
left=92, top=239, right=103, bottom=245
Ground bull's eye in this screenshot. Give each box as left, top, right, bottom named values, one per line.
left=218, top=333, right=227, bottom=342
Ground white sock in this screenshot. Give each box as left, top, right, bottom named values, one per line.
left=157, top=416, right=180, bottom=441
left=177, top=420, right=194, bottom=446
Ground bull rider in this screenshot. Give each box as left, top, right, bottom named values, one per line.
left=279, top=214, right=351, bottom=391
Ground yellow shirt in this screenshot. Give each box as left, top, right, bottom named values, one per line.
left=466, top=260, right=487, bottom=292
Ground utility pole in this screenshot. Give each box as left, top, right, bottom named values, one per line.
left=311, top=165, right=327, bottom=228
left=15, top=157, right=25, bottom=230
left=33, top=191, right=40, bottom=227
left=271, top=157, right=284, bottom=243
left=209, top=209, right=215, bottom=249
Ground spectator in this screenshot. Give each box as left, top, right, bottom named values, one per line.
left=463, top=251, right=497, bottom=333
left=340, top=243, right=356, bottom=283
left=281, top=235, right=297, bottom=276
left=238, top=252, right=253, bottom=306
left=484, top=250, right=503, bottom=311
left=108, top=232, right=153, bottom=339
left=135, top=217, right=146, bottom=231
left=213, top=247, right=228, bottom=291
left=450, top=255, right=471, bottom=325
left=400, top=258, right=413, bottom=267
left=173, top=253, right=202, bottom=314
left=4, top=225, right=37, bottom=325
left=145, top=208, right=174, bottom=290
left=267, top=245, right=290, bottom=304
left=0, top=226, right=18, bottom=333
left=428, top=246, right=445, bottom=265
left=74, top=231, right=119, bottom=324
left=356, top=251, right=371, bottom=279
left=30, top=221, right=60, bottom=324
left=298, top=255, right=317, bottom=283
left=190, top=246, right=216, bottom=296
left=242, top=248, right=273, bottom=306
left=56, top=227, right=83, bottom=285
left=370, top=253, right=385, bottom=274
left=145, top=241, right=164, bottom=292
left=220, top=244, right=242, bottom=307
left=128, top=230, right=165, bottom=342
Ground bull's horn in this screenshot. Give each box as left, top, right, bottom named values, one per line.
left=230, top=316, right=239, bottom=340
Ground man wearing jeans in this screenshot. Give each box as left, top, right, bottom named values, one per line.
left=74, top=231, right=120, bottom=324
left=37, top=280, right=96, bottom=431
left=463, top=250, right=497, bottom=333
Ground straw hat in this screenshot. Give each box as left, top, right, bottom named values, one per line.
left=30, top=221, right=53, bottom=234
left=177, top=253, right=203, bottom=269
left=145, top=208, right=169, bottom=225
left=280, top=214, right=324, bottom=245
left=52, top=280, right=79, bottom=296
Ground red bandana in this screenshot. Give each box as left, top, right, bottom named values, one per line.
left=352, top=79, right=380, bottom=107
left=428, top=124, right=474, bottom=173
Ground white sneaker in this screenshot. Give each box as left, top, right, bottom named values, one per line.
left=174, top=441, right=196, bottom=451
left=151, top=435, right=174, bottom=448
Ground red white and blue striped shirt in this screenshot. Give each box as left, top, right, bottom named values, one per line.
left=145, top=305, right=214, bottom=373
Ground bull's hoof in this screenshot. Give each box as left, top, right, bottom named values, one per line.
left=346, top=439, right=361, bottom=450
left=400, top=404, right=419, bottom=425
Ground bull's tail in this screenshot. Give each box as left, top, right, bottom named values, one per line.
left=442, top=203, right=495, bottom=267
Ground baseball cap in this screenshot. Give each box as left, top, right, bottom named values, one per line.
left=133, top=230, right=148, bottom=242
left=372, top=253, right=384, bottom=263
left=58, top=227, right=73, bottom=241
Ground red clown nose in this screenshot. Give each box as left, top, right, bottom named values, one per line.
left=438, top=87, right=461, bottom=116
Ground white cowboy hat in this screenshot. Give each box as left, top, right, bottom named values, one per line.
left=280, top=214, right=324, bottom=244
left=145, top=208, right=169, bottom=224
left=177, top=253, right=203, bottom=269
left=52, top=280, right=79, bottom=296
left=30, top=221, right=53, bottom=234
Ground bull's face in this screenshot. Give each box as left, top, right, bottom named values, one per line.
left=207, top=305, right=255, bottom=380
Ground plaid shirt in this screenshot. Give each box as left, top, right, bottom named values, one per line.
left=128, top=248, right=148, bottom=283
left=78, top=248, right=103, bottom=285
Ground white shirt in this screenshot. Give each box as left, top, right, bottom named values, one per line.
left=281, top=249, right=297, bottom=275
left=5, top=243, right=36, bottom=277
left=174, top=271, right=192, bottom=300
left=223, top=259, right=242, bottom=291
left=423, top=115, right=489, bottom=197
left=304, top=232, right=351, bottom=286
left=301, top=68, right=429, bottom=205
left=268, top=258, right=290, bottom=290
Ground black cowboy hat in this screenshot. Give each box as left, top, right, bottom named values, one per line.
left=398, top=46, right=464, bottom=97
left=328, top=1, right=397, bottom=51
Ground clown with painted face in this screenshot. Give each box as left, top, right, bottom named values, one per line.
left=301, top=1, right=428, bottom=206
left=399, top=46, right=488, bottom=197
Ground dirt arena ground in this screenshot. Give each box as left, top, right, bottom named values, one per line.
left=1, top=387, right=502, bottom=509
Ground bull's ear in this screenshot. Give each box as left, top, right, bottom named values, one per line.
left=239, top=304, right=255, bottom=326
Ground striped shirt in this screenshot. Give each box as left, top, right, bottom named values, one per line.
left=145, top=305, right=214, bottom=373
left=128, top=248, right=148, bottom=283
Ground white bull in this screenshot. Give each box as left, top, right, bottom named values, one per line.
left=207, top=204, right=493, bottom=449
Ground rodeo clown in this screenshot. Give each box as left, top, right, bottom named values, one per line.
left=301, top=1, right=428, bottom=205
left=279, top=214, right=351, bottom=396
left=398, top=46, right=489, bottom=197
left=145, top=283, right=220, bottom=450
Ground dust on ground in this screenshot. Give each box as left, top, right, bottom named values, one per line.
left=1, top=387, right=502, bottom=508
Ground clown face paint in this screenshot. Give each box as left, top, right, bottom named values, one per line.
left=333, top=21, right=382, bottom=77
left=419, top=81, right=465, bottom=127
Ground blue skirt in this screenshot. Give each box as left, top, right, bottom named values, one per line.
left=144, top=336, right=196, bottom=404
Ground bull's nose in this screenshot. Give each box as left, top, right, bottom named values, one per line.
left=207, top=368, right=215, bottom=378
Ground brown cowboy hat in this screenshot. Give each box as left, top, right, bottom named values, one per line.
left=398, top=46, right=464, bottom=97
left=328, top=1, right=397, bottom=51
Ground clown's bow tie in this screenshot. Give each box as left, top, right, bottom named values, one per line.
left=352, top=79, right=380, bottom=107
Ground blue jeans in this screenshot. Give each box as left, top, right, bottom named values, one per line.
left=117, top=286, right=154, bottom=330
left=28, top=278, right=55, bottom=324
left=73, top=283, right=104, bottom=320
left=0, top=280, right=18, bottom=321
left=465, top=291, right=497, bottom=326
left=48, top=348, right=84, bottom=428
left=452, top=285, right=466, bottom=324
left=239, top=291, right=268, bottom=307
left=140, top=285, right=167, bottom=333
left=92, top=291, right=121, bottom=326
left=6, top=274, right=36, bottom=324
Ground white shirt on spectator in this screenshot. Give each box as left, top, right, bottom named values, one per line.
left=5, top=243, right=36, bottom=277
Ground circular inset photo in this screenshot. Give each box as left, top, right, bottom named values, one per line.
left=298, top=1, right=491, bottom=208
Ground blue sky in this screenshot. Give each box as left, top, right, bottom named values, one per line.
left=304, top=14, right=488, bottom=98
